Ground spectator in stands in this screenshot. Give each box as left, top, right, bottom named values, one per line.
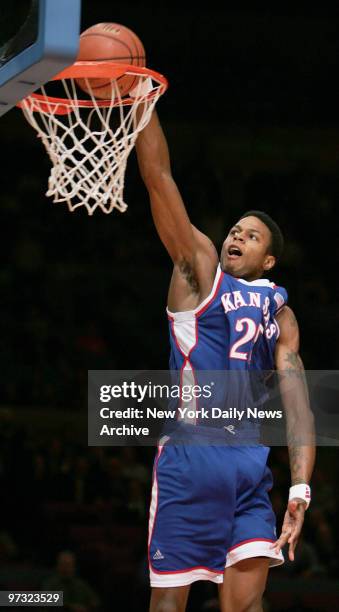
left=120, top=447, right=149, bottom=484
left=42, top=550, right=100, bottom=612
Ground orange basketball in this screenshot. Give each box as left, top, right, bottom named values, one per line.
left=75, top=23, right=146, bottom=98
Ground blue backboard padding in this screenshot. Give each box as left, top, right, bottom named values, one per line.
left=0, top=0, right=81, bottom=116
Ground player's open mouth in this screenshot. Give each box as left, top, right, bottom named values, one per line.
left=227, top=246, right=243, bottom=259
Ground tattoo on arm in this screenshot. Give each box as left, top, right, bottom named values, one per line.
left=179, top=259, right=199, bottom=293
left=284, top=351, right=304, bottom=376
left=287, top=436, right=309, bottom=485
left=281, top=351, right=315, bottom=485
left=277, top=308, right=315, bottom=487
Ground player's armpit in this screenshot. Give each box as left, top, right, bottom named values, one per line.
left=168, top=244, right=219, bottom=311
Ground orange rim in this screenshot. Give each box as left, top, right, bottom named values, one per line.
left=17, top=60, right=168, bottom=115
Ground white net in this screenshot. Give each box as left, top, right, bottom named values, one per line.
left=19, top=69, right=165, bottom=214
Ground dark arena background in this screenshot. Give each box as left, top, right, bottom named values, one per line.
left=1, top=2, right=339, bottom=611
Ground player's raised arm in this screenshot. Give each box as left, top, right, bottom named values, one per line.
left=273, top=305, right=315, bottom=561
left=135, top=110, right=218, bottom=304
left=135, top=111, right=194, bottom=261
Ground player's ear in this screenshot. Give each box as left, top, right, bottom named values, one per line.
left=263, top=254, right=276, bottom=271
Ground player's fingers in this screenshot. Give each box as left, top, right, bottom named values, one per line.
left=288, top=531, right=300, bottom=561
left=287, top=515, right=304, bottom=561
left=288, top=518, right=303, bottom=545
left=272, top=527, right=292, bottom=553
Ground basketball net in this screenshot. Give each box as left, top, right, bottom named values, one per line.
left=18, top=62, right=168, bottom=214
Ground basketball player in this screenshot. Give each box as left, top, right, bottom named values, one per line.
left=135, top=110, right=315, bottom=612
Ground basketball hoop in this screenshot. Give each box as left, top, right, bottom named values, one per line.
left=17, top=61, right=168, bottom=214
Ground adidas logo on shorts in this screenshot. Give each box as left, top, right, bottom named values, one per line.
left=153, top=549, right=165, bottom=560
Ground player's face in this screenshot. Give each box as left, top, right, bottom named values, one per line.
left=220, top=216, right=276, bottom=280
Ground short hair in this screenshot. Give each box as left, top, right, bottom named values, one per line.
left=240, top=210, right=284, bottom=260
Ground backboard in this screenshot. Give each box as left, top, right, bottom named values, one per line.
left=0, top=0, right=81, bottom=117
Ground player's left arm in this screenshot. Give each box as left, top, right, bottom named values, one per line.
left=273, top=305, right=316, bottom=561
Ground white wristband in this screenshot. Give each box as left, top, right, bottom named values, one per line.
left=129, top=76, right=153, bottom=98
left=289, top=484, right=311, bottom=509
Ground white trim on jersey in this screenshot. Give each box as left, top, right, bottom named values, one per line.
left=274, top=317, right=281, bottom=340
left=274, top=291, right=286, bottom=310
left=150, top=565, right=223, bottom=587
left=168, top=315, right=198, bottom=424
left=237, top=277, right=275, bottom=288
left=167, top=268, right=224, bottom=425
left=171, top=316, right=196, bottom=355
left=149, top=539, right=284, bottom=587
left=179, top=363, right=197, bottom=424
left=226, top=539, right=284, bottom=568
left=148, top=439, right=169, bottom=547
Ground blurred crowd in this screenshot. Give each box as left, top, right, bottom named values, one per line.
left=1, top=118, right=339, bottom=610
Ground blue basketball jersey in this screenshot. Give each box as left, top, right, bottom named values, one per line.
left=168, top=264, right=287, bottom=372
left=166, top=265, right=288, bottom=432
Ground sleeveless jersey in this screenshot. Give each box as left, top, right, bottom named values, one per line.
left=166, top=264, right=288, bottom=436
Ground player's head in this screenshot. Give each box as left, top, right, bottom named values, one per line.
left=220, top=210, right=284, bottom=281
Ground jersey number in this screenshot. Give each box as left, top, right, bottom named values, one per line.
left=230, top=318, right=264, bottom=361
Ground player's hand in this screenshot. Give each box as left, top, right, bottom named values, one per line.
left=272, top=498, right=306, bottom=561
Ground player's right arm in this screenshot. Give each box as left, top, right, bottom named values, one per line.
left=135, top=111, right=218, bottom=310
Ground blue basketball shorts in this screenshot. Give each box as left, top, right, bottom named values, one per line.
left=148, top=436, right=284, bottom=587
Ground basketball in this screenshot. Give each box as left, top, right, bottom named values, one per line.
left=75, top=23, right=146, bottom=98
